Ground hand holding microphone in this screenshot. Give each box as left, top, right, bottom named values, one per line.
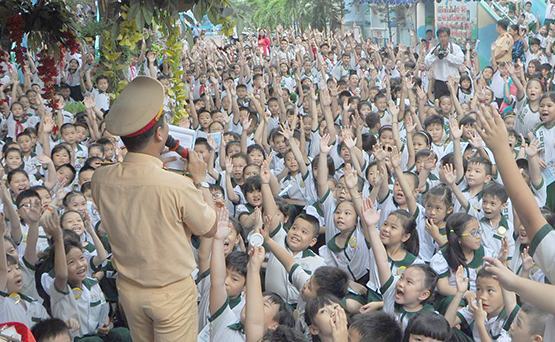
left=166, top=135, right=207, bottom=183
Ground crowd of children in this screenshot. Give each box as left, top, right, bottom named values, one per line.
left=1, top=11, right=555, bottom=342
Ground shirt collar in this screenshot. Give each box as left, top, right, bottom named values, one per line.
left=123, top=152, right=164, bottom=168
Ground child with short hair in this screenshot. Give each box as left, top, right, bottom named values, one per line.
left=444, top=156, right=493, bottom=214
left=0, top=211, right=49, bottom=327
left=404, top=311, right=454, bottom=342
left=534, top=92, right=555, bottom=211
left=42, top=209, right=130, bottom=340
left=445, top=267, right=518, bottom=342
left=470, top=182, right=515, bottom=260
left=260, top=160, right=326, bottom=305
left=31, top=318, right=72, bottom=342
left=349, top=311, right=402, bottom=342
left=304, top=294, right=347, bottom=341
left=208, top=207, right=293, bottom=341
left=59, top=123, right=88, bottom=170
left=424, top=185, right=454, bottom=251
left=508, top=303, right=548, bottom=342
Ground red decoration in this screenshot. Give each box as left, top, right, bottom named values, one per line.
left=6, top=14, right=25, bottom=66
left=36, top=51, right=59, bottom=107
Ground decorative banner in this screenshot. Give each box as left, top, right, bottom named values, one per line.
left=435, top=0, right=478, bottom=44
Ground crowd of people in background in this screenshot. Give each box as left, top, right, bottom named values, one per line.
left=1, top=4, right=555, bottom=341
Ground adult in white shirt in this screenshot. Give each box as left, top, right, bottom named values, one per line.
left=424, top=27, right=464, bottom=100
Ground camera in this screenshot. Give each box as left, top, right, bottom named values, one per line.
left=437, top=47, right=448, bottom=59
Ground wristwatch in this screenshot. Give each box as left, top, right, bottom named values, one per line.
left=195, top=181, right=210, bottom=189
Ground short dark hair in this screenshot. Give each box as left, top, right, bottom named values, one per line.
left=313, top=266, right=349, bottom=298
left=31, top=318, right=71, bottom=341
left=262, top=326, right=305, bottom=342
left=497, top=19, right=510, bottom=30
left=241, top=175, right=262, bottom=195
left=305, top=294, right=341, bottom=327
left=120, top=115, right=166, bottom=152
left=437, top=27, right=451, bottom=37
left=15, top=189, right=40, bottom=208
left=402, top=312, right=451, bottom=342
left=349, top=312, right=402, bottom=342
left=423, top=114, right=444, bottom=129
left=226, top=250, right=248, bottom=278
left=467, top=156, right=493, bottom=176
left=482, top=182, right=508, bottom=203
left=293, top=213, right=320, bottom=238
left=55, top=165, right=75, bottom=184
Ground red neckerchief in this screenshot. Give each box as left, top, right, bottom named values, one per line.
left=14, top=113, right=28, bottom=136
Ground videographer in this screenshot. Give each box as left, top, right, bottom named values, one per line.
left=424, top=27, right=464, bottom=99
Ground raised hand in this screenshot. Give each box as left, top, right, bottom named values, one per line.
left=83, top=96, right=95, bottom=109
left=449, top=115, right=463, bottom=140
left=525, top=133, right=540, bottom=158
left=260, top=159, right=271, bottom=184
left=442, top=163, right=457, bottom=186
left=455, top=265, right=469, bottom=293
left=475, top=106, right=509, bottom=152
left=214, top=206, right=230, bottom=240
left=279, top=123, right=294, bottom=141
left=320, top=133, right=332, bottom=154
left=361, top=198, right=381, bottom=227
left=389, top=146, right=401, bottom=169
left=372, top=143, right=387, bottom=162
left=468, top=131, right=485, bottom=149
left=521, top=247, right=536, bottom=273
left=343, top=163, right=358, bottom=190
left=248, top=245, right=266, bottom=270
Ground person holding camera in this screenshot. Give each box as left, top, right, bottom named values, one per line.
left=424, top=27, right=464, bottom=100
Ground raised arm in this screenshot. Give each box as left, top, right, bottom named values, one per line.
left=0, top=179, right=21, bottom=244
left=85, top=215, right=108, bottom=268
left=390, top=147, right=417, bottom=215
left=444, top=266, right=467, bottom=327
left=449, top=115, right=465, bottom=182
left=317, top=134, right=332, bottom=197
left=209, top=207, right=231, bottom=316
left=524, top=135, right=543, bottom=189
left=245, top=246, right=266, bottom=342
left=361, top=199, right=391, bottom=286
left=476, top=107, right=546, bottom=237
left=443, top=163, right=469, bottom=210
left=260, top=160, right=282, bottom=233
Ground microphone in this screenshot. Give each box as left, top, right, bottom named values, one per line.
left=165, top=135, right=189, bottom=159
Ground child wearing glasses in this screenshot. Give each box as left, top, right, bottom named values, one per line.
left=430, top=213, right=491, bottom=313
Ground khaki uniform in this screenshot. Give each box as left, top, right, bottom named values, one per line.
left=492, top=32, right=514, bottom=64
left=91, top=152, right=216, bottom=341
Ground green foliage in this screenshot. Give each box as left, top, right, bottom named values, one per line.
left=234, top=0, right=342, bottom=31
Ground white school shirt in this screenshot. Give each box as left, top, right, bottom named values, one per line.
left=6, top=114, right=40, bottom=140
left=19, top=256, right=41, bottom=303
left=430, top=246, right=488, bottom=293
left=467, top=206, right=515, bottom=260
left=16, top=224, right=50, bottom=257
left=90, top=88, right=110, bottom=112
left=319, top=226, right=370, bottom=281
left=47, top=279, right=109, bottom=338
left=514, top=97, right=540, bottom=135
left=377, top=193, right=435, bottom=263
left=206, top=300, right=245, bottom=342
left=380, top=275, right=436, bottom=331
left=265, top=224, right=326, bottom=305
left=279, top=172, right=308, bottom=202
left=509, top=241, right=546, bottom=283
left=529, top=224, right=555, bottom=342
left=457, top=305, right=519, bottom=342
left=289, top=264, right=311, bottom=336
left=0, top=291, right=49, bottom=328
left=531, top=178, right=547, bottom=208
left=366, top=251, right=424, bottom=302
left=196, top=270, right=245, bottom=338
left=317, top=189, right=340, bottom=243
left=74, top=143, right=88, bottom=171
left=534, top=123, right=555, bottom=186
